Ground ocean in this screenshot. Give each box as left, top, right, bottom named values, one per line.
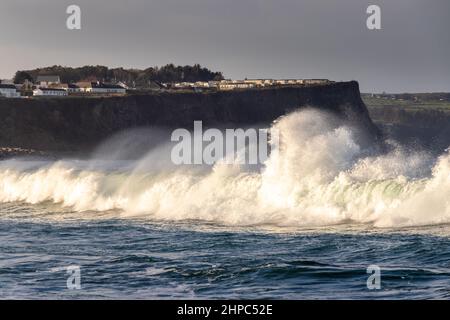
left=1, top=109, right=449, bottom=299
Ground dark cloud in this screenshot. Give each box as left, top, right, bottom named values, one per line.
left=0, top=0, right=449, bottom=92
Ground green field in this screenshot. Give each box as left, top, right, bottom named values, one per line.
left=362, top=96, right=450, bottom=113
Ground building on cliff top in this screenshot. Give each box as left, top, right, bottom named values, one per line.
left=168, top=78, right=334, bottom=91
left=75, top=81, right=127, bottom=95
left=0, top=84, right=21, bottom=98
left=33, top=87, right=68, bottom=97
left=57, top=83, right=82, bottom=93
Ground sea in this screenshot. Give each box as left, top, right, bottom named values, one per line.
left=1, top=109, right=449, bottom=299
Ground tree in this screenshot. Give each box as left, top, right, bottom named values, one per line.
left=14, top=64, right=225, bottom=87
left=13, top=71, right=33, bottom=84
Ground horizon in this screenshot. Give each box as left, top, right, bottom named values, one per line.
left=1, top=0, right=449, bottom=93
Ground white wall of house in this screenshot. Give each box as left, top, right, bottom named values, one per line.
left=89, top=88, right=126, bottom=94
left=303, top=79, right=330, bottom=85
left=0, top=88, right=20, bottom=98
left=218, top=82, right=255, bottom=90
left=33, top=89, right=68, bottom=96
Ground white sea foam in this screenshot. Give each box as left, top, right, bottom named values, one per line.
left=0, top=109, right=449, bottom=228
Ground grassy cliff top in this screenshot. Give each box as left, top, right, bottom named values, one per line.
left=363, top=96, right=450, bottom=113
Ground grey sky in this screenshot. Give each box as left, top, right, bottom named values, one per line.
left=0, top=0, right=449, bottom=92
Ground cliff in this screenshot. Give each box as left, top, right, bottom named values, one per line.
left=368, top=106, right=450, bottom=152
left=0, top=81, right=379, bottom=154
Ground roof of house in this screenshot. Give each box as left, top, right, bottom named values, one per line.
left=36, top=75, right=61, bottom=83
left=59, top=83, right=79, bottom=88
left=36, top=87, right=66, bottom=92
left=0, top=84, right=17, bottom=89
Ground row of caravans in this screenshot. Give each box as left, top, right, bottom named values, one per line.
left=170, top=79, right=333, bottom=91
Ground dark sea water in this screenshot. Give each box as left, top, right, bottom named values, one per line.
left=2, top=204, right=450, bottom=299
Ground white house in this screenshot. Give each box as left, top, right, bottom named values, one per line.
left=59, top=83, right=81, bottom=93
left=77, top=82, right=126, bottom=94
left=0, top=84, right=21, bottom=98
left=208, top=81, right=219, bottom=88
left=33, top=88, right=68, bottom=96
left=218, top=81, right=255, bottom=90
left=303, top=79, right=332, bottom=85
left=243, top=79, right=272, bottom=87
left=173, top=82, right=194, bottom=89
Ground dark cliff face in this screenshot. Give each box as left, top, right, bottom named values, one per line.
left=0, top=81, right=379, bottom=153
left=369, top=106, right=450, bottom=152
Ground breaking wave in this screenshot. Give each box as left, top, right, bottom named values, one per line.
left=1, top=109, right=449, bottom=228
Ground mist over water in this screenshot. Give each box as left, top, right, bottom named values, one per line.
left=0, top=109, right=449, bottom=229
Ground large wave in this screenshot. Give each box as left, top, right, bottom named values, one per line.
left=0, top=109, right=449, bottom=228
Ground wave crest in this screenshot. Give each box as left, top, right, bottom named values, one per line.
left=1, top=109, right=449, bottom=228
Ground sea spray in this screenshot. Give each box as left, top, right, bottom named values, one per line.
left=0, top=109, right=449, bottom=228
